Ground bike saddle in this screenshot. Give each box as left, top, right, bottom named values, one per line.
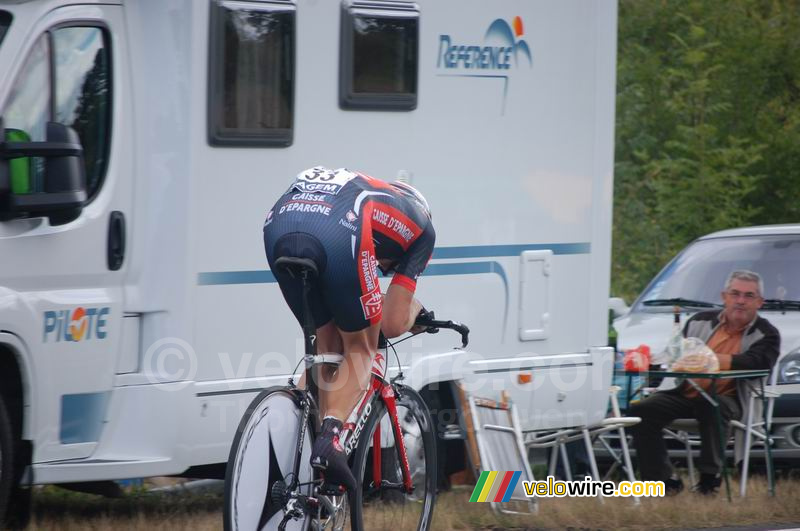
left=274, top=256, right=319, bottom=278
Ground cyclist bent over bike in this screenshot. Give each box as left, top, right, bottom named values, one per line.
left=263, top=166, right=435, bottom=492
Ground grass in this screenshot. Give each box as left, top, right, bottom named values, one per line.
left=26, top=474, right=800, bottom=530
left=428, top=477, right=800, bottom=530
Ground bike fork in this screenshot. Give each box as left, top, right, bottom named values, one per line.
left=381, top=385, right=415, bottom=493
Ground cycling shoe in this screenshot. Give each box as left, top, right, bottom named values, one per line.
left=311, top=417, right=357, bottom=492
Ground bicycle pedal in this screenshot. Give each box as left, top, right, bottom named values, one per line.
left=442, top=423, right=464, bottom=440
left=311, top=456, right=328, bottom=470
left=317, top=482, right=346, bottom=496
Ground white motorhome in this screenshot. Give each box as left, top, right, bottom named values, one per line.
left=0, top=0, right=617, bottom=516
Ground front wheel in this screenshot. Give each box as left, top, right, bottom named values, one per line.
left=350, top=384, right=437, bottom=531
left=224, top=387, right=313, bottom=531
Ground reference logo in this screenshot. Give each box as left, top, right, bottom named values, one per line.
left=437, top=16, right=532, bottom=113
left=438, top=16, right=531, bottom=71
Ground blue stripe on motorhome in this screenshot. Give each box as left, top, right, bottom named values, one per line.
left=196, top=242, right=589, bottom=286
left=198, top=261, right=510, bottom=334
left=60, top=391, right=110, bottom=444
left=197, top=261, right=508, bottom=323
left=196, top=243, right=590, bottom=334
left=431, top=242, right=590, bottom=259
left=198, top=270, right=276, bottom=285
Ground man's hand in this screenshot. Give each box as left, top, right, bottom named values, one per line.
left=382, top=285, right=423, bottom=338
left=670, top=352, right=719, bottom=373
left=409, top=304, right=431, bottom=334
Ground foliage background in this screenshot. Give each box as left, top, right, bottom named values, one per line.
left=613, top=0, right=800, bottom=301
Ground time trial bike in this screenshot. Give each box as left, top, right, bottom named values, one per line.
left=223, top=256, right=469, bottom=531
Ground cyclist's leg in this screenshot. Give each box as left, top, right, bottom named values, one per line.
left=295, top=202, right=382, bottom=490
left=324, top=322, right=380, bottom=420
left=309, top=322, right=379, bottom=492
left=296, top=321, right=342, bottom=415
left=310, top=276, right=381, bottom=491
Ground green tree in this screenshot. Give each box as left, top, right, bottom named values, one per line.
left=612, top=0, right=798, bottom=302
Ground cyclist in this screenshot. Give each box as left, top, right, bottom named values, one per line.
left=263, top=166, right=435, bottom=492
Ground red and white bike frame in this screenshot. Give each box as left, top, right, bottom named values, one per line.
left=337, top=351, right=414, bottom=493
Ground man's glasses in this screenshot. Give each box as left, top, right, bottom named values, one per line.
left=726, top=289, right=760, bottom=301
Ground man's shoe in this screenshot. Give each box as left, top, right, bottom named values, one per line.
left=692, top=473, right=721, bottom=495
left=311, top=417, right=357, bottom=492
left=664, top=477, right=684, bottom=496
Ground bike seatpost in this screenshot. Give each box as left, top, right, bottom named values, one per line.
left=300, top=270, right=319, bottom=402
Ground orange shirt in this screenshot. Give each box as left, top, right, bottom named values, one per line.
left=682, top=317, right=744, bottom=398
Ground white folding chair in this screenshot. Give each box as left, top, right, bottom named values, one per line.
left=468, top=391, right=537, bottom=515
left=525, top=386, right=641, bottom=503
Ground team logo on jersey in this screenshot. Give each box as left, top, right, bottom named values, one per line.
left=360, top=250, right=378, bottom=294
left=264, top=210, right=273, bottom=227
left=339, top=210, right=359, bottom=231
left=291, top=192, right=328, bottom=202
left=291, top=166, right=357, bottom=195
left=278, top=192, right=333, bottom=216
left=372, top=207, right=416, bottom=244
left=360, top=291, right=382, bottom=320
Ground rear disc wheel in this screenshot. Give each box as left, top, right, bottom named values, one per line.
left=224, top=387, right=313, bottom=531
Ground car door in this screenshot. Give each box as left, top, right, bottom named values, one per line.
left=0, top=4, right=133, bottom=462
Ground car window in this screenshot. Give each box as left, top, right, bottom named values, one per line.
left=637, top=235, right=800, bottom=310
left=3, top=34, right=51, bottom=192
left=2, top=26, right=112, bottom=199
left=53, top=26, right=112, bottom=199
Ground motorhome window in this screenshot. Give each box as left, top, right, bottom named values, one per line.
left=53, top=27, right=112, bottom=199
left=0, top=11, right=11, bottom=45
left=3, top=35, right=51, bottom=193
left=637, top=235, right=800, bottom=311
left=340, top=4, right=418, bottom=110
left=208, top=1, right=295, bottom=147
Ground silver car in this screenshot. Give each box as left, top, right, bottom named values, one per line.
left=611, top=224, right=800, bottom=464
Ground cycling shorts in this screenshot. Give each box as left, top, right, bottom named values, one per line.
left=264, top=228, right=381, bottom=333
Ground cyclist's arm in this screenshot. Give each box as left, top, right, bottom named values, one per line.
left=382, top=221, right=434, bottom=337
left=382, top=284, right=423, bottom=338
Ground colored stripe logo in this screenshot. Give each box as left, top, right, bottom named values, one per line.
left=469, top=471, right=521, bottom=502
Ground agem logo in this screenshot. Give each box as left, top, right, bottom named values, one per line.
left=438, top=16, right=532, bottom=71
left=43, top=307, right=110, bottom=342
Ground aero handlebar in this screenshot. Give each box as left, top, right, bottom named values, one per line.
left=414, top=310, right=470, bottom=348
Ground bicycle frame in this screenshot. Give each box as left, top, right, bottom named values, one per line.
left=289, top=348, right=415, bottom=497
left=283, top=268, right=413, bottom=505
left=338, top=359, right=415, bottom=493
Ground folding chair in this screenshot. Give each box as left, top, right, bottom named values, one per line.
left=466, top=391, right=537, bottom=515
left=664, top=367, right=779, bottom=497
left=525, top=386, right=641, bottom=503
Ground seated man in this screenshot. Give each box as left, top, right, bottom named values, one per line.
left=629, top=270, right=780, bottom=494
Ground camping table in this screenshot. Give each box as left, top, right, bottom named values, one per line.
left=615, top=369, right=774, bottom=501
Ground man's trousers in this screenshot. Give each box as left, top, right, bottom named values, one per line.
left=628, top=390, right=742, bottom=481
